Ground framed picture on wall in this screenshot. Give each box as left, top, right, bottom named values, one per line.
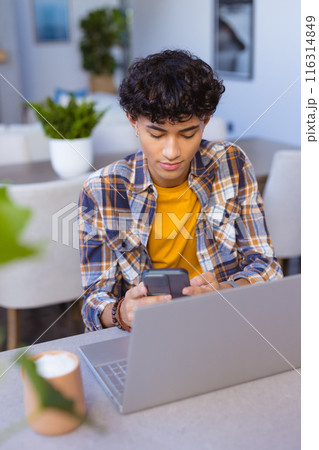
left=33, top=0, right=70, bottom=42
left=214, top=0, right=254, bottom=79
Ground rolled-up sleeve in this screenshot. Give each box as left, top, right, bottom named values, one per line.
left=78, top=183, right=121, bottom=331
left=229, top=150, right=283, bottom=284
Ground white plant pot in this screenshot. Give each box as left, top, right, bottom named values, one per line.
left=49, top=137, right=93, bottom=179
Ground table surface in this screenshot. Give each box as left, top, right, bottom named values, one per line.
left=0, top=327, right=300, bottom=450
left=0, top=154, right=116, bottom=185
left=0, top=137, right=299, bottom=185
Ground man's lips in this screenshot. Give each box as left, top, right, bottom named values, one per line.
left=159, top=161, right=182, bottom=171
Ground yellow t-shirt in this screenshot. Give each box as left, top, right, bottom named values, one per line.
left=147, top=179, right=202, bottom=279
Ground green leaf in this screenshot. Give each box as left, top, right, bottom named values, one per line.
left=79, top=7, right=128, bottom=75
left=0, top=186, right=38, bottom=265
left=19, top=354, right=76, bottom=414
left=26, top=94, right=108, bottom=139
left=17, top=352, right=105, bottom=432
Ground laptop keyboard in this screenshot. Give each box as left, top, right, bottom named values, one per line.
left=99, top=359, right=128, bottom=396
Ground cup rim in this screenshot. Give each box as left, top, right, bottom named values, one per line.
left=21, top=350, right=80, bottom=380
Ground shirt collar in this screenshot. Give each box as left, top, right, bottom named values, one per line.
left=189, top=142, right=209, bottom=177
left=132, top=149, right=154, bottom=194
left=132, top=140, right=216, bottom=194
left=188, top=140, right=217, bottom=208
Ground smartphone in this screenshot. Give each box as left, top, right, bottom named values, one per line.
left=141, top=268, right=190, bottom=299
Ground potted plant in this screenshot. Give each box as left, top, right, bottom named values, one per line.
left=79, top=7, right=128, bottom=93
left=29, top=95, right=106, bottom=178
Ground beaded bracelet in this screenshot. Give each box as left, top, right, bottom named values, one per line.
left=111, top=298, right=131, bottom=332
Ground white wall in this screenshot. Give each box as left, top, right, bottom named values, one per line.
left=0, top=0, right=23, bottom=123
left=1, top=0, right=301, bottom=145
left=131, top=0, right=300, bottom=146
left=14, top=0, right=120, bottom=103
left=217, top=0, right=301, bottom=146
left=131, top=0, right=213, bottom=63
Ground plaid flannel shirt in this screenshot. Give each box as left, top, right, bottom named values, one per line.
left=78, top=140, right=282, bottom=332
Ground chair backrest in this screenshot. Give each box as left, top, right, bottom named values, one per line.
left=203, top=117, right=227, bottom=142
left=7, top=123, right=50, bottom=162
left=0, top=175, right=87, bottom=309
left=0, top=134, right=30, bottom=165
left=92, top=120, right=139, bottom=156
left=87, top=92, right=139, bottom=156
left=262, top=150, right=301, bottom=259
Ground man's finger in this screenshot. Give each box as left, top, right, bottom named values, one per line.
left=134, top=294, right=171, bottom=307
left=182, top=286, right=203, bottom=296
left=190, top=275, right=204, bottom=286
left=190, top=271, right=217, bottom=287
left=127, top=282, right=147, bottom=300
left=183, top=284, right=218, bottom=296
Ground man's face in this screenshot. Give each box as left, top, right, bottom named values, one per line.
left=128, top=115, right=209, bottom=188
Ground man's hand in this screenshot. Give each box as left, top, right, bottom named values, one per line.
left=182, top=271, right=230, bottom=296
left=119, top=282, right=172, bottom=327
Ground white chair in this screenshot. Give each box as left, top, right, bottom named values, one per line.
left=0, top=134, right=30, bottom=165
left=203, top=117, right=227, bottom=142
left=262, top=150, right=301, bottom=270
left=92, top=119, right=139, bottom=156
left=84, top=92, right=139, bottom=156
left=7, top=123, right=50, bottom=162
left=0, top=175, right=87, bottom=349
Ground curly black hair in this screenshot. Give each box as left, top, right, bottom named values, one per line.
left=119, top=49, right=225, bottom=123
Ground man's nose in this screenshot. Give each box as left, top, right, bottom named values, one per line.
left=162, top=137, right=181, bottom=160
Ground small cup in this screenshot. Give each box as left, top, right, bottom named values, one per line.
left=21, top=350, right=86, bottom=436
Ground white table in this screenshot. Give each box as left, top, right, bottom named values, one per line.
left=0, top=327, right=300, bottom=450
left=0, top=138, right=298, bottom=184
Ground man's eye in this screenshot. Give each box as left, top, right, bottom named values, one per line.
left=150, top=134, right=164, bottom=139
left=182, top=133, right=196, bottom=139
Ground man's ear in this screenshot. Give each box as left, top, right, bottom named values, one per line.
left=203, top=115, right=211, bottom=126
left=126, top=112, right=137, bottom=129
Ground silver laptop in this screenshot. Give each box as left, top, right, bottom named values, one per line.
left=79, top=274, right=301, bottom=414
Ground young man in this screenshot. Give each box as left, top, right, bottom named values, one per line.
left=78, top=49, right=282, bottom=332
